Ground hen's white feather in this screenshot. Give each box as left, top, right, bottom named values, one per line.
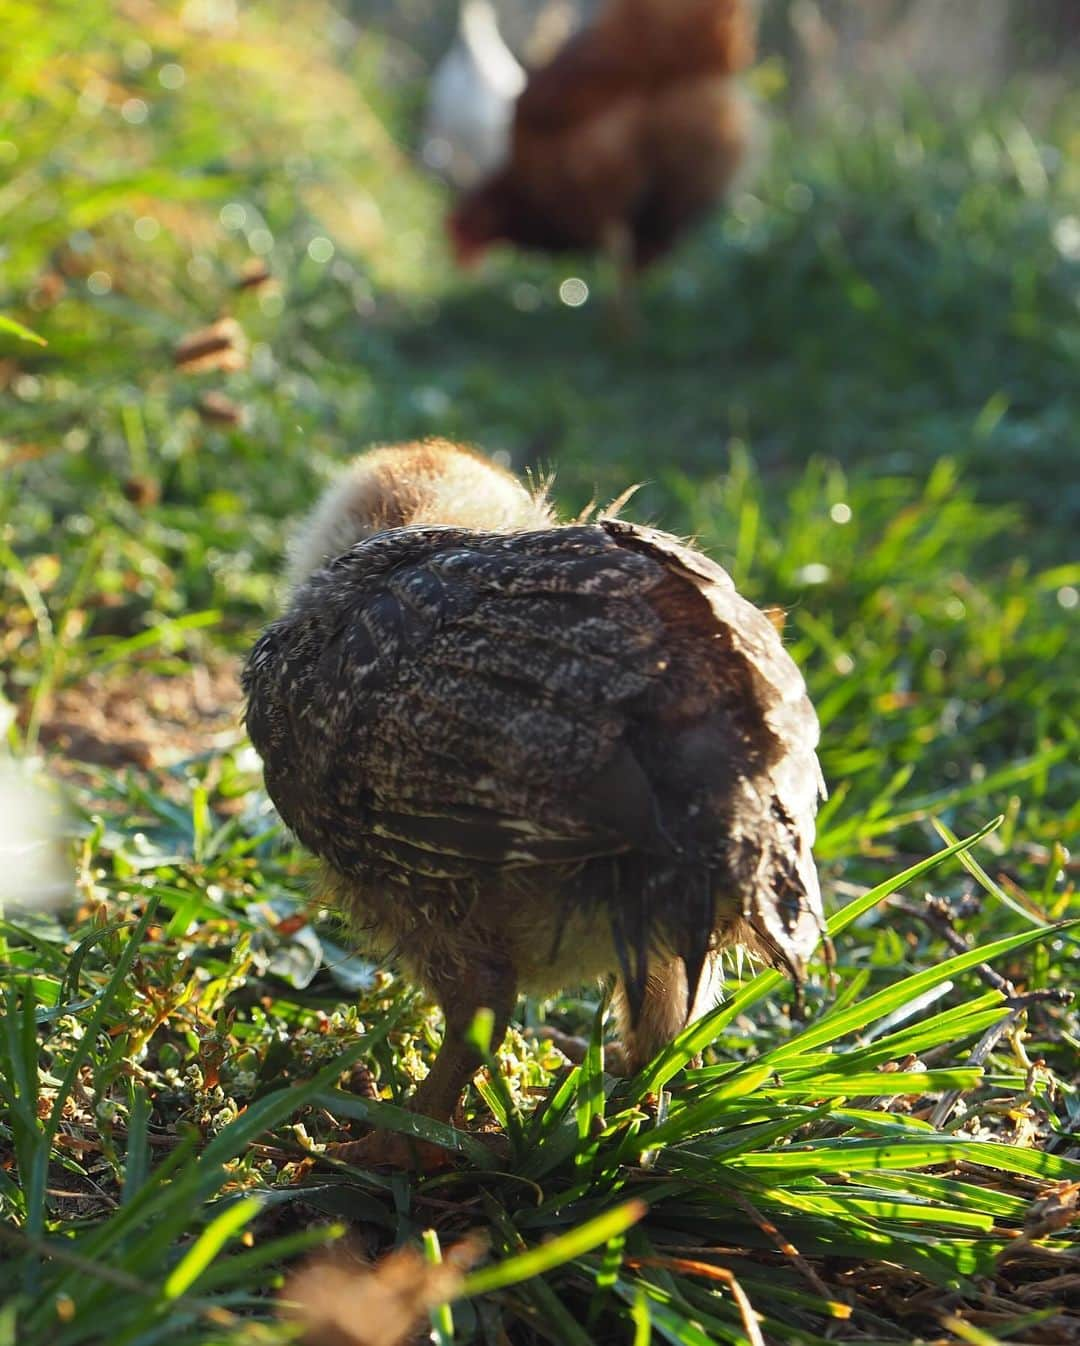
left=423, top=0, right=525, bottom=189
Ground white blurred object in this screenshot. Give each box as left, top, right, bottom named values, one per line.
left=0, top=759, right=71, bottom=910
left=423, top=0, right=525, bottom=189
left=522, top=0, right=576, bottom=66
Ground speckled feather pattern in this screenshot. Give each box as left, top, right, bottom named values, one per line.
left=243, top=515, right=824, bottom=1026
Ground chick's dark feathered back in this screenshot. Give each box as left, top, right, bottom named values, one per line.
left=243, top=519, right=823, bottom=1016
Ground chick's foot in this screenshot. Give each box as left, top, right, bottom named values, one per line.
left=323, top=1131, right=454, bottom=1172
left=533, top=1026, right=629, bottom=1075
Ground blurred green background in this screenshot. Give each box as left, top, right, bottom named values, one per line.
left=1, top=4, right=1078, bottom=1342
left=2, top=0, right=1076, bottom=855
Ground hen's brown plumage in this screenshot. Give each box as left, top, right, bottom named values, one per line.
left=243, top=442, right=823, bottom=1129
left=448, top=0, right=754, bottom=273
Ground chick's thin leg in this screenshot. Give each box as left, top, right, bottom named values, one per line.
left=410, top=955, right=518, bottom=1122
left=327, top=955, right=517, bottom=1170
left=539, top=956, right=698, bottom=1077
left=615, top=956, right=693, bottom=1075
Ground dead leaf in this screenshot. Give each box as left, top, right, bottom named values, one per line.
left=233, top=259, right=275, bottom=292
left=197, top=390, right=245, bottom=426
left=1024, top=1181, right=1080, bottom=1239
left=282, top=1237, right=486, bottom=1346
left=173, top=317, right=247, bottom=374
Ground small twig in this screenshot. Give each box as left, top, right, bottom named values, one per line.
left=892, top=894, right=1016, bottom=997
left=1013, top=1271, right=1080, bottom=1300
left=1003, top=988, right=1073, bottom=1011
left=731, top=1191, right=840, bottom=1307
left=897, top=897, right=1072, bottom=1011
left=626, top=1255, right=767, bottom=1346
left=929, top=1010, right=1022, bottom=1129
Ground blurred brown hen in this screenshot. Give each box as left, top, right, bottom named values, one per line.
left=448, top=0, right=755, bottom=295
left=243, top=442, right=823, bottom=1151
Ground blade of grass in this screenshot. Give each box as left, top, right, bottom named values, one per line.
left=727, top=1136, right=1080, bottom=1181
left=0, top=314, right=47, bottom=344
left=931, top=817, right=1052, bottom=927
left=459, top=1200, right=646, bottom=1298
left=313, top=1089, right=493, bottom=1166
left=576, top=1002, right=607, bottom=1164
left=423, top=1229, right=456, bottom=1346
left=122, top=1084, right=151, bottom=1206
left=162, top=1195, right=263, bottom=1299
left=761, top=922, right=1071, bottom=1066
left=758, top=1068, right=985, bottom=1100
left=620, top=1065, right=776, bottom=1158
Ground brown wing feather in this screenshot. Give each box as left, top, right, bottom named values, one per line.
left=243, top=526, right=677, bottom=885
left=514, top=25, right=640, bottom=135
left=601, top=517, right=825, bottom=975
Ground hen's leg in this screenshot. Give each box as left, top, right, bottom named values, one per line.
left=603, top=221, right=639, bottom=339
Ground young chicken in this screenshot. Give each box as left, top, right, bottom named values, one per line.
left=448, top=0, right=756, bottom=308
left=243, top=441, right=824, bottom=1160
left=423, top=0, right=526, bottom=190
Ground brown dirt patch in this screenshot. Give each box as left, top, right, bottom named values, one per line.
left=37, top=657, right=244, bottom=771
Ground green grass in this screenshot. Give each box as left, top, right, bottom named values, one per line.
left=1, top=2, right=1078, bottom=1342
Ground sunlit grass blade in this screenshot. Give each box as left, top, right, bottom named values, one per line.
left=459, top=1200, right=646, bottom=1298
left=931, top=817, right=1054, bottom=927
left=761, top=921, right=1071, bottom=1066
left=423, top=1229, right=456, bottom=1346
left=759, top=1068, right=984, bottom=1100
left=163, top=1196, right=263, bottom=1299
left=762, top=1187, right=996, bottom=1232
left=728, top=1136, right=1080, bottom=1182
left=575, top=1002, right=607, bottom=1165
left=467, top=1007, right=524, bottom=1151
left=528, top=1064, right=581, bottom=1147
left=620, top=1065, right=775, bottom=1158
left=850, top=1171, right=1030, bottom=1219
left=0, top=314, right=47, bottom=345
left=825, top=817, right=1004, bottom=940
left=190, top=1222, right=346, bottom=1295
